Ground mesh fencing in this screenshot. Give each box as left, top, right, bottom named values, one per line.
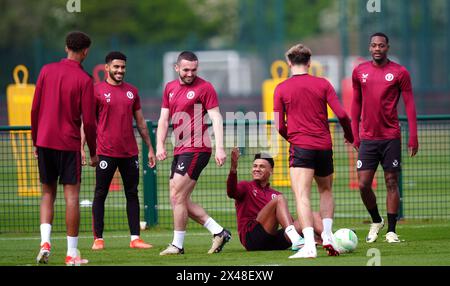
left=1, top=116, right=449, bottom=233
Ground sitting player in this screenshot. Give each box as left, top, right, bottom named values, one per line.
left=227, top=148, right=323, bottom=251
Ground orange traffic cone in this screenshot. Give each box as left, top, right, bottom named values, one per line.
left=109, top=170, right=121, bottom=192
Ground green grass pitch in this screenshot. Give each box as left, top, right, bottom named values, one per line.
left=0, top=221, right=449, bottom=266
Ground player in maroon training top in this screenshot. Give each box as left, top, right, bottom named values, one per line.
left=156, top=51, right=231, bottom=255
left=227, top=148, right=325, bottom=251
left=274, top=44, right=353, bottom=259
left=84, top=51, right=156, bottom=251
left=351, top=32, right=418, bottom=244
left=31, top=31, right=98, bottom=266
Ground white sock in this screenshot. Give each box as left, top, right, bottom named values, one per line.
left=322, top=218, right=333, bottom=235
left=131, top=235, right=140, bottom=241
left=203, top=217, right=223, bottom=235
left=285, top=225, right=301, bottom=244
left=302, top=227, right=315, bottom=248
left=172, top=231, right=186, bottom=249
left=67, top=236, right=78, bottom=257
left=40, top=223, right=52, bottom=246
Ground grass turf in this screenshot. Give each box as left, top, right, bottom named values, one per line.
left=1, top=221, right=449, bottom=266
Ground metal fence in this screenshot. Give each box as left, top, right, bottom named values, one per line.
left=1, top=116, right=449, bottom=233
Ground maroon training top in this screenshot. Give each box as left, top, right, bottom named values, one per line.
left=351, top=60, right=418, bottom=149
left=161, top=76, right=219, bottom=155
left=31, top=58, right=97, bottom=156
left=95, top=81, right=141, bottom=157
left=273, top=74, right=353, bottom=150
left=227, top=171, right=281, bottom=249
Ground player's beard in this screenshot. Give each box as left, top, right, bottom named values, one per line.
left=109, top=70, right=124, bottom=84
left=372, top=53, right=387, bottom=64
left=179, top=74, right=196, bottom=85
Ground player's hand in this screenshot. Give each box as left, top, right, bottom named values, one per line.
left=90, top=155, right=99, bottom=167
left=230, top=147, right=240, bottom=172
left=81, top=148, right=87, bottom=166
left=353, top=139, right=360, bottom=152
left=148, top=150, right=156, bottom=168
left=156, top=145, right=167, bottom=161
left=408, top=146, right=418, bottom=157
left=215, top=147, right=226, bottom=167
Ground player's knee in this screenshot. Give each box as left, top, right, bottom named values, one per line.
left=94, top=189, right=109, bottom=200
left=385, top=179, right=399, bottom=193
left=169, top=192, right=185, bottom=207
left=276, top=194, right=288, bottom=205
left=65, top=195, right=79, bottom=207
left=124, top=188, right=138, bottom=200
left=359, top=181, right=372, bottom=192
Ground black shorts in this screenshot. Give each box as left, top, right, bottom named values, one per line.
left=289, top=146, right=334, bottom=177
left=357, top=139, right=401, bottom=172
left=170, top=152, right=211, bottom=181
left=245, top=222, right=290, bottom=251
left=37, top=147, right=81, bottom=185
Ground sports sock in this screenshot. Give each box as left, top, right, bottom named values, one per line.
left=368, top=205, right=383, bottom=223
left=131, top=235, right=140, bottom=241
left=387, top=213, right=398, bottom=233
left=302, top=227, right=315, bottom=248
left=285, top=225, right=301, bottom=243
left=203, top=217, right=223, bottom=235
left=172, top=230, right=186, bottom=249
left=40, top=223, right=52, bottom=246
left=67, top=236, right=78, bottom=257
left=322, top=218, right=333, bottom=235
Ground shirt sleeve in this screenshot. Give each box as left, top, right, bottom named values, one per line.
left=273, top=85, right=288, bottom=140
left=133, top=89, right=141, bottom=112
left=325, top=81, right=354, bottom=143
left=202, top=83, right=219, bottom=110
left=351, top=67, right=362, bottom=147
left=31, top=66, right=46, bottom=146
left=227, top=172, right=247, bottom=201
left=81, top=77, right=97, bottom=157
left=399, top=68, right=418, bottom=149
left=161, top=84, right=170, bottom=109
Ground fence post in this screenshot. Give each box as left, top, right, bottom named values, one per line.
left=142, top=120, right=158, bottom=226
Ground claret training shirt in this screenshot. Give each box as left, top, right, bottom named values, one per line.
left=162, top=76, right=219, bottom=155
left=351, top=60, right=418, bottom=148
left=31, top=58, right=97, bottom=156
left=95, top=81, right=141, bottom=157
left=273, top=74, right=353, bottom=150
left=227, top=171, right=281, bottom=248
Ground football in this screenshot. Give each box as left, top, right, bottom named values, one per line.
left=334, top=228, right=358, bottom=253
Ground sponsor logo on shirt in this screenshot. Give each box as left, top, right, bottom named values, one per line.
left=177, top=162, right=185, bottom=171
left=99, top=160, right=108, bottom=170
left=357, top=160, right=362, bottom=169
left=104, top=93, right=111, bottom=103
left=252, top=189, right=258, bottom=197
left=126, top=91, right=134, bottom=99
left=362, top=73, right=369, bottom=83
left=186, top=91, right=195, bottom=99
left=392, top=160, right=399, bottom=167
left=385, top=73, right=394, bottom=82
